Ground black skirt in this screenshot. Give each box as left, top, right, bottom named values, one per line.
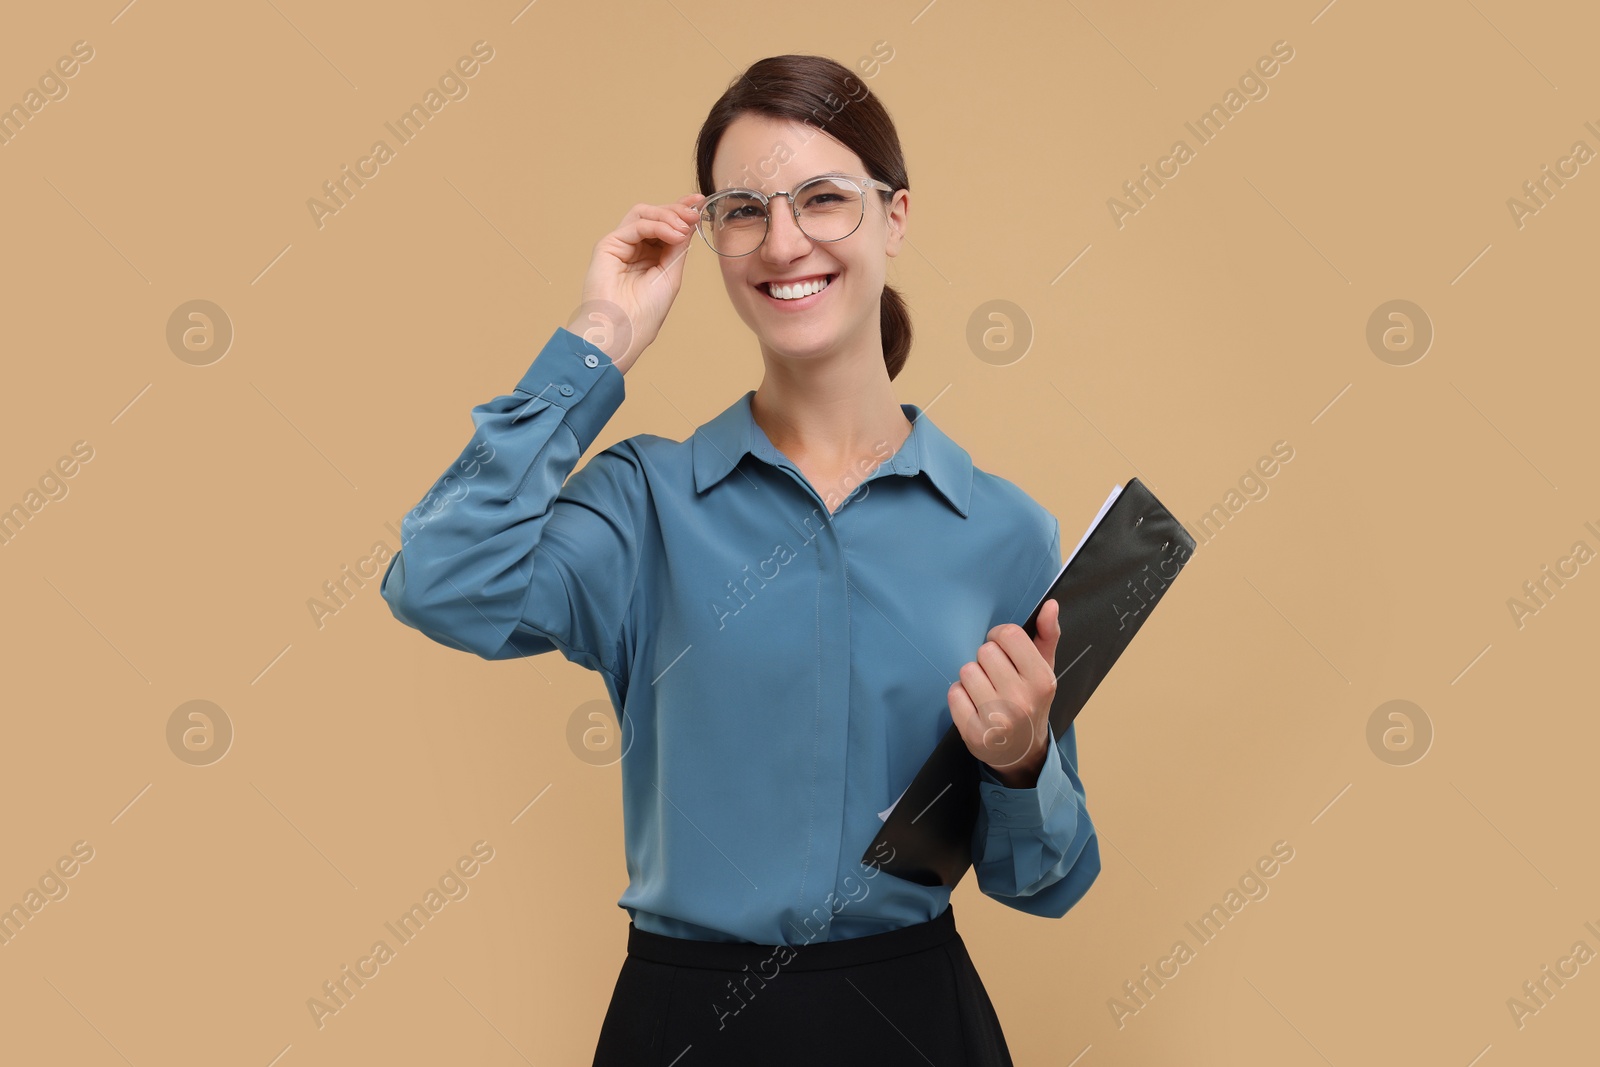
left=592, top=903, right=1014, bottom=1066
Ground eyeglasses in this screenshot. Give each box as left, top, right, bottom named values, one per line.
left=696, top=173, right=894, bottom=257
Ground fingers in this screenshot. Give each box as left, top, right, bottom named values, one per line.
left=614, top=214, right=695, bottom=248
left=947, top=677, right=977, bottom=731
left=629, top=200, right=696, bottom=223
left=947, top=676, right=993, bottom=756
left=949, top=667, right=1036, bottom=770
left=953, top=650, right=1004, bottom=760
left=608, top=199, right=698, bottom=246
left=633, top=198, right=705, bottom=229
left=994, top=602, right=1060, bottom=666
left=983, top=621, right=1053, bottom=689
left=954, top=654, right=999, bottom=709
left=955, top=605, right=1060, bottom=769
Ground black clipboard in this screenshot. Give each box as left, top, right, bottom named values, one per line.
left=863, top=477, right=1196, bottom=887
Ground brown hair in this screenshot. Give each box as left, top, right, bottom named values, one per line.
left=694, top=54, right=912, bottom=381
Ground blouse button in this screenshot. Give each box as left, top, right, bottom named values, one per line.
left=559, top=384, right=574, bottom=397
left=584, top=354, right=599, bottom=368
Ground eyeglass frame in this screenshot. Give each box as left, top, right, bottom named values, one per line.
left=694, top=172, right=897, bottom=257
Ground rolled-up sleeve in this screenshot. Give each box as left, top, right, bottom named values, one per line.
left=380, top=326, right=641, bottom=682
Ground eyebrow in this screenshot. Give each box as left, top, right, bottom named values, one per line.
left=717, top=171, right=851, bottom=193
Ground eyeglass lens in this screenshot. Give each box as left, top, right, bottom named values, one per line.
left=699, top=178, right=866, bottom=256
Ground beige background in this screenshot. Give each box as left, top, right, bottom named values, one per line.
left=2, top=0, right=1596, bottom=1063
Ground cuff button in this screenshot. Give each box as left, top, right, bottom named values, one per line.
left=584, top=354, right=599, bottom=368
left=559, top=384, right=574, bottom=397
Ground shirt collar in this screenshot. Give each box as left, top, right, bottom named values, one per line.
left=691, top=390, right=973, bottom=518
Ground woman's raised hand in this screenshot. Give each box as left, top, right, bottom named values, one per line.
left=566, top=192, right=707, bottom=376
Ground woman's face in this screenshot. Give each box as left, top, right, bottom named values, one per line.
left=707, top=113, right=908, bottom=363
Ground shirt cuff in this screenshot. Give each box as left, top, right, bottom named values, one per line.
left=976, top=724, right=1070, bottom=830
left=513, top=327, right=626, bottom=455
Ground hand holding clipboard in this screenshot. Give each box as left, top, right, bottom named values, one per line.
left=864, top=477, right=1197, bottom=887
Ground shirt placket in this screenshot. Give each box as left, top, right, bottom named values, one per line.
left=754, top=447, right=857, bottom=938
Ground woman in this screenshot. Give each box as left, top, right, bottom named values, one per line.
left=381, top=53, right=1099, bottom=1065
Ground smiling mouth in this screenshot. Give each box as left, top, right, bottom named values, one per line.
left=758, top=274, right=837, bottom=300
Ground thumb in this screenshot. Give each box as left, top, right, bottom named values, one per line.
left=1036, top=598, right=1062, bottom=670
left=657, top=223, right=695, bottom=286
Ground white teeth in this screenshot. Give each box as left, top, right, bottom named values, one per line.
left=766, top=275, right=831, bottom=300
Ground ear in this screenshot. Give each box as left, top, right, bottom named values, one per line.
left=884, top=189, right=909, bottom=259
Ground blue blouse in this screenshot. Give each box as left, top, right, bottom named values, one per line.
left=380, top=326, right=1100, bottom=945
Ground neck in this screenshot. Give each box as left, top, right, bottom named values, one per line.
left=749, top=337, right=912, bottom=467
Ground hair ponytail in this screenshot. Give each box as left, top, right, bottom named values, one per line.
left=880, top=282, right=911, bottom=381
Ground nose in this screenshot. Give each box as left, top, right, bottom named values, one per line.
left=762, top=193, right=813, bottom=260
